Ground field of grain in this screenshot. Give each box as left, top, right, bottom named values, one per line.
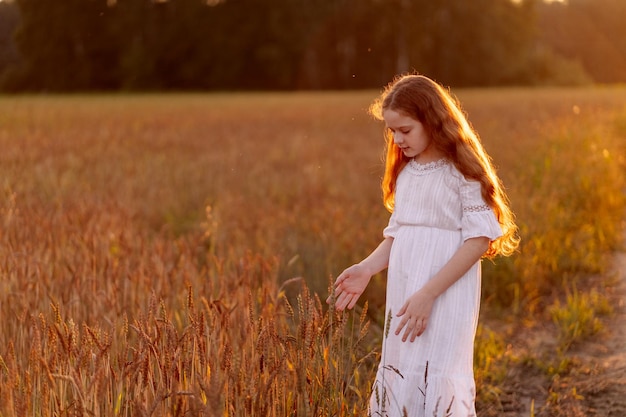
left=0, top=88, right=625, bottom=416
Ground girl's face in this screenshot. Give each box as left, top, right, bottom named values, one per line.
left=383, top=109, right=440, bottom=163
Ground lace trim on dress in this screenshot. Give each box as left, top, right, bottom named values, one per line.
left=463, top=204, right=491, bottom=213
left=407, top=158, right=449, bottom=175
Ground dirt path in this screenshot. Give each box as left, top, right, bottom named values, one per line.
left=491, top=221, right=626, bottom=417
left=571, top=224, right=626, bottom=416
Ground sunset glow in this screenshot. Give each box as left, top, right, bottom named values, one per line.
left=512, top=0, right=567, bottom=3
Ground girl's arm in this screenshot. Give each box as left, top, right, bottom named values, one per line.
left=395, top=236, right=490, bottom=342
left=327, top=237, right=394, bottom=311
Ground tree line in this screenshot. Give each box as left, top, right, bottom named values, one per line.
left=0, top=0, right=624, bottom=92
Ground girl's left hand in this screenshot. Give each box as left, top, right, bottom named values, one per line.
left=395, top=289, right=436, bottom=342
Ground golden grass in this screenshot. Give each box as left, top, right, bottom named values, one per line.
left=0, top=88, right=624, bottom=415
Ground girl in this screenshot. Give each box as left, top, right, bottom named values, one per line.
left=328, top=74, right=519, bottom=417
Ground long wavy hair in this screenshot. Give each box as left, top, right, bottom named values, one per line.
left=369, top=74, right=519, bottom=258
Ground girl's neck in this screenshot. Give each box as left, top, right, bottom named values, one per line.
left=413, top=147, right=445, bottom=165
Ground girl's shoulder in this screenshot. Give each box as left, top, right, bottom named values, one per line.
left=442, top=161, right=482, bottom=194
left=445, top=161, right=479, bottom=183
left=442, top=160, right=464, bottom=182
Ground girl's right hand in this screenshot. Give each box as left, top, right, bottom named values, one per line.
left=326, top=263, right=372, bottom=311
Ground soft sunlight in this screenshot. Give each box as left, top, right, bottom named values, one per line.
left=512, top=0, right=567, bottom=3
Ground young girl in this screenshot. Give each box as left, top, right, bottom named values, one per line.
left=328, top=74, right=519, bottom=417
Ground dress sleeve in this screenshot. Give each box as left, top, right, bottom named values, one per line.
left=383, top=209, right=399, bottom=238
left=460, top=177, right=503, bottom=242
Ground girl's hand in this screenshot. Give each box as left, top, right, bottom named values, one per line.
left=326, top=264, right=372, bottom=311
left=395, top=289, right=436, bottom=342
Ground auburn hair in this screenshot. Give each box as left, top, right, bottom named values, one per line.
left=369, top=74, right=519, bottom=258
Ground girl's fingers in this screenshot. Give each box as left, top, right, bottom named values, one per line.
left=402, top=321, right=414, bottom=342
left=397, top=317, right=427, bottom=342
left=335, top=291, right=351, bottom=311
left=327, top=277, right=342, bottom=305
left=335, top=291, right=361, bottom=311
left=333, top=276, right=348, bottom=296
left=334, top=292, right=345, bottom=309
left=395, top=316, right=408, bottom=336
left=347, top=294, right=359, bottom=309
left=396, top=302, right=407, bottom=317
left=412, top=319, right=427, bottom=341
left=395, top=302, right=412, bottom=333
left=334, top=271, right=348, bottom=286
left=411, top=320, right=422, bottom=341
left=327, top=283, right=344, bottom=304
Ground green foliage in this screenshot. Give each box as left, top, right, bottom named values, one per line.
left=1, top=0, right=603, bottom=91
left=474, top=325, right=510, bottom=407
left=482, top=103, right=626, bottom=314
left=549, top=286, right=614, bottom=352
left=4, top=0, right=626, bottom=91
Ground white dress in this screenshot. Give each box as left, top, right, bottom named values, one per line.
left=369, top=159, right=502, bottom=417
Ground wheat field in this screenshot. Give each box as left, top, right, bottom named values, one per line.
left=0, top=87, right=625, bottom=416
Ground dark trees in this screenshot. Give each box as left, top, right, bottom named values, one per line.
left=1, top=0, right=624, bottom=91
